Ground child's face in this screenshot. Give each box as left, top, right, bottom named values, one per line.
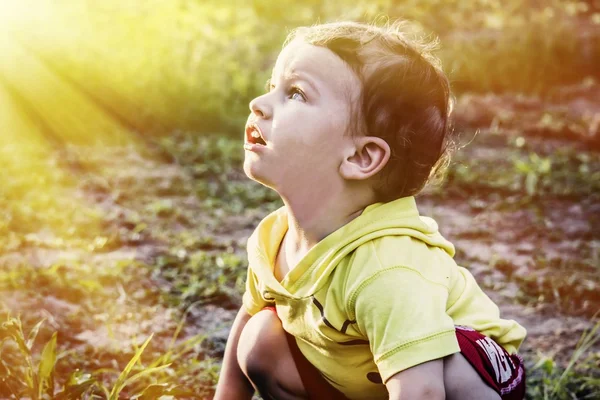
left=243, top=39, right=361, bottom=195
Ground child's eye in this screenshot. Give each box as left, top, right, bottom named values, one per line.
left=288, top=86, right=306, bottom=101
left=265, top=79, right=306, bottom=101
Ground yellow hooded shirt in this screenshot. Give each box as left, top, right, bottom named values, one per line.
left=243, top=197, right=526, bottom=399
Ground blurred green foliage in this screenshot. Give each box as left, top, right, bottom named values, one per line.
left=6, top=0, right=600, bottom=135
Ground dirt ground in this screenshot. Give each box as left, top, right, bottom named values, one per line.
left=1, top=80, right=599, bottom=396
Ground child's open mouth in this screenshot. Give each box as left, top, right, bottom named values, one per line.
left=245, top=124, right=267, bottom=146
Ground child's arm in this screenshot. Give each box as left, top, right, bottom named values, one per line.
left=386, top=359, right=445, bottom=400
left=213, top=306, right=255, bottom=400
left=350, top=267, right=459, bottom=399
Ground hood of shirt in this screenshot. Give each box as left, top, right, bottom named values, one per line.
left=246, top=196, right=455, bottom=299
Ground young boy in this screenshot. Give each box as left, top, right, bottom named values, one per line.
left=214, top=21, right=526, bottom=400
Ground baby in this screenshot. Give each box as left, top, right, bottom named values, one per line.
left=214, top=21, right=526, bottom=400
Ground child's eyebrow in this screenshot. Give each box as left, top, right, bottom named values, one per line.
left=267, top=72, right=320, bottom=95
left=288, top=72, right=320, bottom=95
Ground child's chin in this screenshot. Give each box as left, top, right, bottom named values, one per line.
left=243, top=162, right=266, bottom=182
left=244, top=165, right=278, bottom=190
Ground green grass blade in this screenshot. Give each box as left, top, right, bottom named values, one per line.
left=3, top=317, right=30, bottom=358
left=121, top=363, right=171, bottom=391
left=26, top=319, right=45, bottom=350
left=552, top=320, right=600, bottom=396
left=96, top=382, right=111, bottom=399
left=108, top=333, right=153, bottom=400
left=37, top=331, right=57, bottom=399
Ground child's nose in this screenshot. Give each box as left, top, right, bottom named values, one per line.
left=249, top=95, right=272, bottom=119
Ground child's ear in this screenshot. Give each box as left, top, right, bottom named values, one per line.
left=339, top=136, right=390, bottom=180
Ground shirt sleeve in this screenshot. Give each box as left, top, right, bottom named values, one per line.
left=242, top=266, right=272, bottom=315
left=349, top=267, right=460, bottom=383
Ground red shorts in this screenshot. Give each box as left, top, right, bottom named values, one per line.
left=455, top=325, right=526, bottom=400
left=263, top=307, right=525, bottom=400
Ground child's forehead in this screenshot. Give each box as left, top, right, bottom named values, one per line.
left=271, top=40, right=359, bottom=95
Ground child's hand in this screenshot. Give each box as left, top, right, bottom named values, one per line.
left=386, top=359, right=445, bottom=400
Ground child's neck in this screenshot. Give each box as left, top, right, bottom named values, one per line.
left=279, top=187, right=371, bottom=262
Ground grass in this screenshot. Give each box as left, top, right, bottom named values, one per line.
left=2, top=315, right=598, bottom=399
left=0, top=315, right=94, bottom=399
left=435, top=131, right=600, bottom=200
left=491, top=256, right=600, bottom=318
left=526, top=321, right=600, bottom=400
left=1, top=1, right=599, bottom=398
left=0, top=134, right=273, bottom=398
left=1, top=128, right=598, bottom=398
left=159, top=133, right=281, bottom=212
left=0, top=314, right=206, bottom=399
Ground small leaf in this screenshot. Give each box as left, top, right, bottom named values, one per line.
left=514, top=159, right=530, bottom=174
left=538, top=158, right=552, bottom=174
left=27, top=319, right=46, bottom=350
left=38, top=332, right=57, bottom=398
left=3, top=318, right=30, bottom=357
left=54, top=371, right=95, bottom=400
left=66, top=371, right=92, bottom=387
left=525, top=172, right=538, bottom=196
left=533, top=356, right=555, bottom=375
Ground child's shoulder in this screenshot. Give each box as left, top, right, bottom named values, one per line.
left=339, top=233, right=457, bottom=296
